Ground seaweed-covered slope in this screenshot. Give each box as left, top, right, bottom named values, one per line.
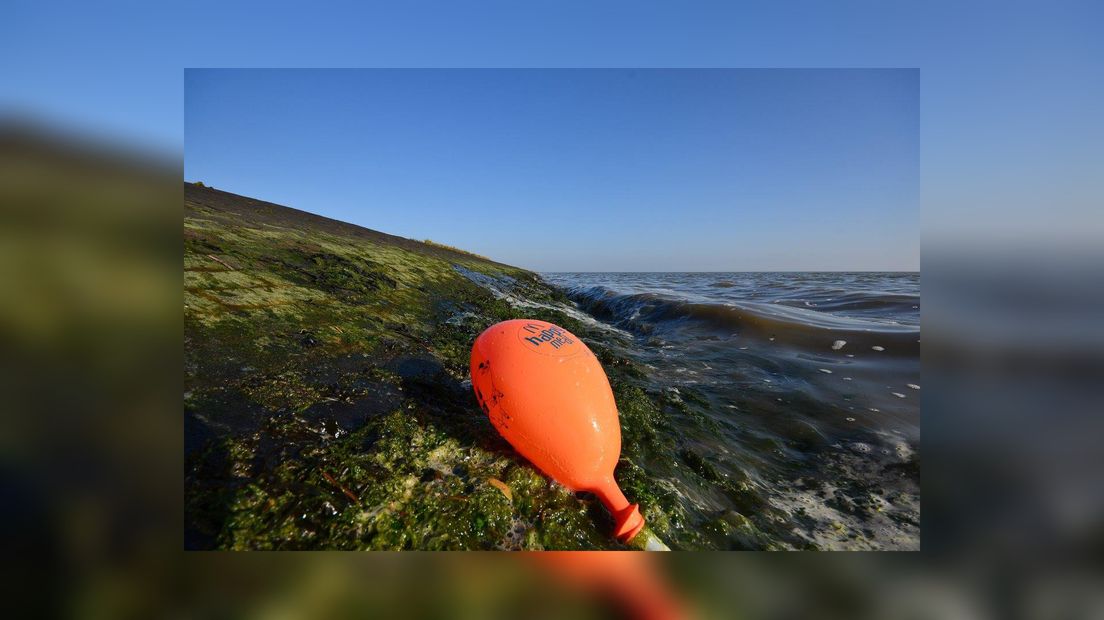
left=184, top=183, right=679, bottom=550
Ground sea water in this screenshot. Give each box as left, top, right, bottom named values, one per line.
left=542, top=272, right=920, bottom=550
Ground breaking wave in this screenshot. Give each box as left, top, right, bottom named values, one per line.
left=563, top=284, right=920, bottom=354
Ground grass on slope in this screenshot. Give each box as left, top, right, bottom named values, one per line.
left=184, top=183, right=699, bottom=550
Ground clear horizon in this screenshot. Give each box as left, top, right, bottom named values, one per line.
left=185, top=69, right=918, bottom=272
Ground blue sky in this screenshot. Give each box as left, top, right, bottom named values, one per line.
left=5, top=1, right=1102, bottom=259
left=185, top=69, right=917, bottom=271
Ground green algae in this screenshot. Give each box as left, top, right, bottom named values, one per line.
left=184, top=184, right=684, bottom=550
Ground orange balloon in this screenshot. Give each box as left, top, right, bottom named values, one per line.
left=470, top=319, right=645, bottom=543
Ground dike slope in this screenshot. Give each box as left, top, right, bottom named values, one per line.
left=184, top=183, right=679, bottom=550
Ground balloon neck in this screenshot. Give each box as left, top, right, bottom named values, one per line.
left=594, top=480, right=645, bottom=543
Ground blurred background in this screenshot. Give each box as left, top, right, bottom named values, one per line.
left=3, top=1, right=1102, bottom=618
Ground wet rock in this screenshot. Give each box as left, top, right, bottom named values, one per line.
left=298, top=329, right=318, bottom=347
left=390, top=355, right=446, bottom=381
